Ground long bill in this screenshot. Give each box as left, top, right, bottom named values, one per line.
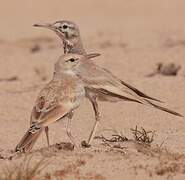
left=85, top=53, right=101, bottom=60
left=33, top=23, right=64, bottom=40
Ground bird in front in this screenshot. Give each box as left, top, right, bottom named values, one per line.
left=15, top=53, right=99, bottom=153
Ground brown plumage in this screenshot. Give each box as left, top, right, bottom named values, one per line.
left=74, top=58, right=183, bottom=117
left=34, top=20, right=183, bottom=146
left=15, top=54, right=86, bottom=153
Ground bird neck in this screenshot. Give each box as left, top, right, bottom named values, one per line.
left=63, top=37, right=86, bottom=55
left=53, top=70, right=77, bottom=81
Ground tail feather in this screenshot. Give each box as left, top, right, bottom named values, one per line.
left=121, top=80, right=163, bottom=103
left=145, top=99, right=183, bottom=117
left=97, top=87, right=183, bottom=117
left=15, top=128, right=43, bottom=153
left=97, top=88, right=142, bottom=104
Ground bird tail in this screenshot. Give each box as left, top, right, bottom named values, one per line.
left=120, top=80, right=163, bottom=103
left=15, top=126, right=43, bottom=153
left=98, top=88, right=183, bottom=117
left=144, top=99, right=183, bottom=117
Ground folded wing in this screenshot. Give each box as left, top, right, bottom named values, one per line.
left=78, top=64, right=183, bottom=117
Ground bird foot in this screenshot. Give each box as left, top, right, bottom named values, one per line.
left=81, top=140, right=91, bottom=148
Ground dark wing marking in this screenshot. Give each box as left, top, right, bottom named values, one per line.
left=100, top=67, right=162, bottom=102
left=120, top=80, right=163, bottom=103
left=145, top=99, right=183, bottom=117
left=96, top=88, right=142, bottom=104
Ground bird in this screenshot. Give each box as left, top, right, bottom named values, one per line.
left=15, top=53, right=99, bottom=153
left=70, top=53, right=183, bottom=146
left=34, top=20, right=183, bottom=147
left=34, top=20, right=86, bottom=55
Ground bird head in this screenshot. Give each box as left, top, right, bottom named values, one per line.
left=34, top=20, right=80, bottom=40
left=54, top=53, right=101, bottom=76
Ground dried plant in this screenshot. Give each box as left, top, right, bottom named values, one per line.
left=0, top=155, right=49, bottom=180
left=131, top=126, right=155, bottom=145
left=94, top=129, right=128, bottom=143
left=94, top=134, right=128, bottom=143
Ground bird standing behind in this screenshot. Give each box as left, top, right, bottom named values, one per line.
left=71, top=54, right=183, bottom=145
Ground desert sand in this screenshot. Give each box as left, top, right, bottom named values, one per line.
left=0, top=0, right=185, bottom=179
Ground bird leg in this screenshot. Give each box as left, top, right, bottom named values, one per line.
left=66, top=111, right=77, bottom=147
left=44, top=126, right=50, bottom=146
left=87, top=95, right=100, bottom=146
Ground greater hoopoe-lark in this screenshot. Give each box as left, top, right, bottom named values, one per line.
left=15, top=53, right=100, bottom=152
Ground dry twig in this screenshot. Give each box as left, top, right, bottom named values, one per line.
left=131, top=126, right=155, bottom=145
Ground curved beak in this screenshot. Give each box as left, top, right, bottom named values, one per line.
left=33, top=23, right=57, bottom=31
left=33, top=22, right=64, bottom=39
left=85, top=53, right=101, bottom=60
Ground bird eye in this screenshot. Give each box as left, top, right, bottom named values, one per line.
left=63, top=25, right=68, bottom=29
left=69, top=58, right=75, bottom=62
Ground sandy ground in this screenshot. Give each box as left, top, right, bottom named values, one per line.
left=0, top=0, right=185, bottom=179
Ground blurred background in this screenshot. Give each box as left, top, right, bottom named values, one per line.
left=0, top=0, right=185, bottom=152
left=0, top=0, right=185, bottom=41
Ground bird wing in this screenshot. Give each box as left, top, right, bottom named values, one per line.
left=78, top=62, right=161, bottom=102
left=15, top=82, right=75, bottom=153
left=120, top=80, right=162, bottom=102
left=101, top=67, right=162, bottom=102
left=15, top=101, right=70, bottom=153
left=77, top=63, right=183, bottom=117
left=32, top=101, right=69, bottom=127
left=30, top=84, right=74, bottom=127
left=78, top=65, right=145, bottom=103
